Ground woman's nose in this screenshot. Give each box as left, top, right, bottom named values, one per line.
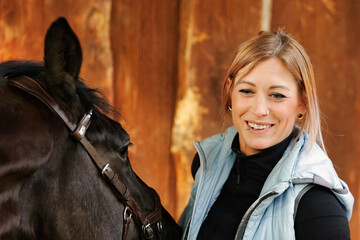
left=252, top=94, right=269, bottom=117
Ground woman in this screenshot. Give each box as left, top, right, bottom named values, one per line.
left=180, top=30, right=354, bottom=240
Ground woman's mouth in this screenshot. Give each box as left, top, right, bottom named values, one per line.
left=246, top=121, right=274, bottom=131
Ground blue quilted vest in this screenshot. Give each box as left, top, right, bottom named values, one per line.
left=181, top=126, right=354, bottom=240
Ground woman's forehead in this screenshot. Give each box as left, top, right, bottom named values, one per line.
left=234, top=58, right=298, bottom=90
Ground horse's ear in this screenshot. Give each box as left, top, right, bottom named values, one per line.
left=44, top=17, right=82, bottom=98
left=44, top=17, right=82, bottom=104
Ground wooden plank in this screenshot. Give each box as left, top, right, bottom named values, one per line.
left=0, top=0, right=44, bottom=61
left=172, top=0, right=263, bottom=218
left=0, top=0, right=113, bottom=102
left=272, top=0, right=360, bottom=238
left=110, top=0, right=180, bottom=215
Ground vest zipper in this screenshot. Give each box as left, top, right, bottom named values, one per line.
left=234, top=190, right=278, bottom=240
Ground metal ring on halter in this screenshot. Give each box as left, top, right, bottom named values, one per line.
left=123, top=206, right=132, bottom=223
left=142, top=223, right=154, bottom=239
left=157, top=221, right=163, bottom=232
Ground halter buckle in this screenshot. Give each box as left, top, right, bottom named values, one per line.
left=142, top=222, right=154, bottom=239
left=101, top=163, right=116, bottom=181
left=102, top=163, right=110, bottom=175
left=72, top=110, right=93, bottom=140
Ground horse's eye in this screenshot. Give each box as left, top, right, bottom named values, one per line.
left=119, top=145, right=128, bottom=157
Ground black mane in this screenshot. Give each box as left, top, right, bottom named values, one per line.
left=0, top=60, right=115, bottom=117
left=0, top=60, right=43, bottom=79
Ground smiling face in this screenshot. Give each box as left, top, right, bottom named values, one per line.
left=230, top=58, right=305, bottom=156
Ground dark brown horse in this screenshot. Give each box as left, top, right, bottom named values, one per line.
left=0, top=17, right=181, bottom=240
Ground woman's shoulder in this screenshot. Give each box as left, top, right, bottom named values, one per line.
left=192, top=126, right=238, bottom=178
left=295, top=185, right=350, bottom=240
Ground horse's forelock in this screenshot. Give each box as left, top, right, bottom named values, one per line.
left=75, top=80, right=117, bottom=117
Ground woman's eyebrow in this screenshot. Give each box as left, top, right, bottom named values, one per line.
left=235, top=81, right=291, bottom=91
left=236, top=80, right=255, bottom=87
left=269, top=85, right=290, bottom=91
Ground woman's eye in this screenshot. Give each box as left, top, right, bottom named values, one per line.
left=271, top=93, right=286, bottom=99
left=239, top=89, right=253, bottom=94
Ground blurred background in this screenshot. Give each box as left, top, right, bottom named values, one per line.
left=1, top=0, right=359, bottom=238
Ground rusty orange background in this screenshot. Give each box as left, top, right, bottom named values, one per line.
left=1, top=0, right=359, bottom=238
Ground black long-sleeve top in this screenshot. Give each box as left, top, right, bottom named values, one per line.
left=191, top=132, right=350, bottom=240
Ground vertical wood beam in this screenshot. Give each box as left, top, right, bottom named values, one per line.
left=111, top=0, right=180, bottom=215
left=172, top=0, right=263, bottom=218
left=272, top=1, right=360, bottom=238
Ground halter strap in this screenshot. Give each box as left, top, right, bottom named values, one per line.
left=7, top=75, right=162, bottom=239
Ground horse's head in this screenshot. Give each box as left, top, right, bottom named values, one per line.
left=0, top=17, right=181, bottom=239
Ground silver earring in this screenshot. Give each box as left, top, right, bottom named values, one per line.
left=298, top=113, right=304, bottom=120
left=228, top=105, right=232, bottom=111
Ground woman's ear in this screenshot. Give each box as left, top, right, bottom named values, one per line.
left=226, top=77, right=233, bottom=106
left=297, top=92, right=308, bottom=117
left=226, top=77, right=231, bottom=89
left=301, top=92, right=309, bottom=114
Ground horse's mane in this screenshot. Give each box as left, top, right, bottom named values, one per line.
left=0, top=60, right=44, bottom=79
left=0, top=60, right=116, bottom=117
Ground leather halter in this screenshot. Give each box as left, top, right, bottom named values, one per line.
left=7, top=76, right=163, bottom=239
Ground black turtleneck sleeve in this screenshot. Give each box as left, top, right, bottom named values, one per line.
left=295, top=185, right=350, bottom=240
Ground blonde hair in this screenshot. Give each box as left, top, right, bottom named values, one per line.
left=222, top=30, right=325, bottom=151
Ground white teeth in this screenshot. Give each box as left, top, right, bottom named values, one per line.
left=248, top=122, right=271, bottom=130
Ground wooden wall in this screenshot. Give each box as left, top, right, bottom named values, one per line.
left=1, top=0, right=359, bottom=238
left=272, top=1, right=360, bottom=238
